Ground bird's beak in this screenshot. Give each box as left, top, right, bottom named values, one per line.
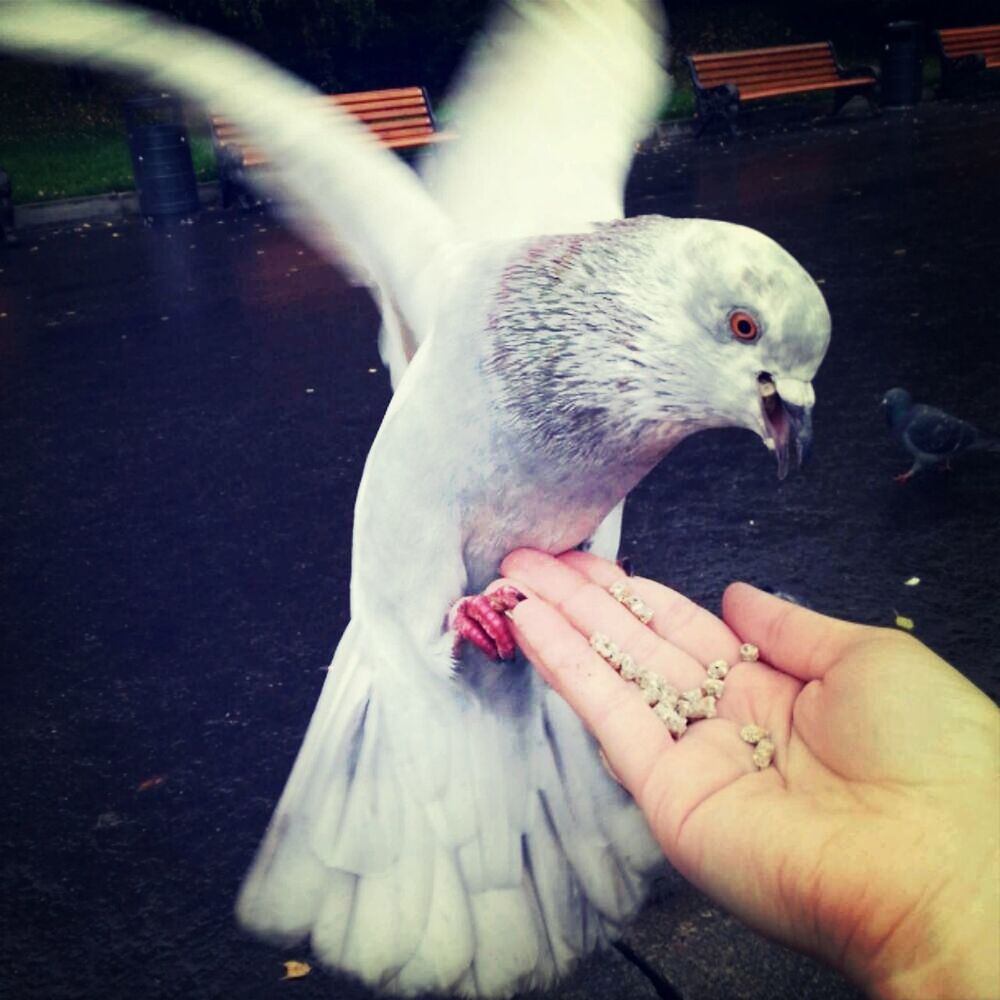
left=758, top=374, right=815, bottom=480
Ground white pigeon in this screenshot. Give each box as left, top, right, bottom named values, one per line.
left=0, top=2, right=832, bottom=996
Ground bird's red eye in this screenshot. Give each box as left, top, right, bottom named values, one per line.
left=729, top=310, right=759, bottom=341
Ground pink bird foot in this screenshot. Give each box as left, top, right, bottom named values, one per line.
left=450, top=586, right=525, bottom=661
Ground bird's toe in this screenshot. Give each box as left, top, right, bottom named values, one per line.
left=449, top=588, right=524, bottom=661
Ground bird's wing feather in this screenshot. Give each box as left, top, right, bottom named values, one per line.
left=419, top=0, right=669, bottom=243
left=377, top=0, right=669, bottom=387
left=583, top=500, right=626, bottom=560
left=0, top=0, right=453, bottom=344
left=905, top=406, right=979, bottom=456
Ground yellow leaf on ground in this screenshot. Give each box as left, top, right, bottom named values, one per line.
left=282, top=960, right=311, bottom=980
left=894, top=613, right=914, bottom=631
left=904, top=576, right=920, bottom=586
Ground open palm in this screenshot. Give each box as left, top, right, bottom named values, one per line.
left=499, top=549, right=999, bottom=1000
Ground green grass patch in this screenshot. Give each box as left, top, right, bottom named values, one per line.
left=663, top=79, right=696, bottom=121
left=1, top=62, right=217, bottom=204
left=5, top=129, right=134, bottom=203
left=3, top=125, right=217, bottom=206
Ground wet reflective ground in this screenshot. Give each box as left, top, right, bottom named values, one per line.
left=1, top=95, right=998, bottom=999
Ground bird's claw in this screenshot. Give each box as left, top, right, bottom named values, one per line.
left=450, top=587, right=525, bottom=661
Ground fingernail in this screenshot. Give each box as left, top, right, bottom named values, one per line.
left=488, top=586, right=527, bottom=609
left=500, top=589, right=527, bottom=620
left=617, top=555, right=635, bottom=577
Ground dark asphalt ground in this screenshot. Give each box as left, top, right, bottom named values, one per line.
left=2, top=93, right=999, bottom=1000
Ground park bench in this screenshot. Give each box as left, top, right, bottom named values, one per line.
left=935, top=25, right=1000, bottom=95
left=686, top=42, right=878, bottom=135
left=210, top=85, right=451, bottom=207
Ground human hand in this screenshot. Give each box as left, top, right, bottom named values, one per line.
left=498, top=549, right=1000, bottom=1000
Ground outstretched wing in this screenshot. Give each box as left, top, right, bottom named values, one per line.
left=380, top=0, right=668, bottom=387
left=0, top=0, right=454, bottom=344
left=419, top=0, right=669, bottom=242
left=379, top=0, right=668, bottom=388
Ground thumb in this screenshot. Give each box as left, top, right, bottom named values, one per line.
left=722, top=583, right=869, bottom=682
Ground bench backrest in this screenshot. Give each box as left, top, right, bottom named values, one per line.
left=333, top=86, right=438, bottom=144
left=937, top=24, right=1000, bottom=61
left=211, top=86, right=438, bottom=152
left=689, top=42, right=840, bottom=91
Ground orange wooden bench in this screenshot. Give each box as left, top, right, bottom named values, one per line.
left=935, top=24, right=1000, bottom=95
left=686, top=42, right=878, bottom=135
left=211, top=86, right=452, bottom=207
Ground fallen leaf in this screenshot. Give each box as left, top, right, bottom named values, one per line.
left=137, top=775, right=166, bottom=792
left=94, top=811, right=124, bottom=829
left=893, top=612, right=914, bottom=631
left=904, top=577, right=920, bottom=586
left=282, top=960, right=311, bottom=980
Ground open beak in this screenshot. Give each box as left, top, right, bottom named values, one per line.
left=758, top=374, right=814, bottom=480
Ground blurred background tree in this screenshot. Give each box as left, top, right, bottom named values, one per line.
left=128, top=0, right=1000, bottom=90
left=137, top=0, right=487, bottom=92
left=2, top=0, right=997, bottom=203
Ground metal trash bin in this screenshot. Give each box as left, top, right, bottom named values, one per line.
left=881, top=21, right=924, bottom=109
left=123, top=94, right=199, bottom=219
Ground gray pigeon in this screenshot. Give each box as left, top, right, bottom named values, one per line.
left=0, top=2, right=831, bottom=996
left=882, top=387, right=1000, bottom=482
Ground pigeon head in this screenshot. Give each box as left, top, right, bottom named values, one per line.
left=881, top=387, right=913, bottom=430
left=485, top=215, right=830, bottom=482
left=604, top=216, right=830, bottom=478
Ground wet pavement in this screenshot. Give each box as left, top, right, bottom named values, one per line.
left=2, top=94, right=999, bottom=1000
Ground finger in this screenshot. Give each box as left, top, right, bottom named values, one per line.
left=722, top=583, right=868, bottom=681
left=507, top=597, right=760, bottom=815
left=559, top=549, right=742, bottom=667
left=506, top=596, right=674, bottom=794
left=557, top=553, right=804, bottom=739
left=501, top=549, right=707, bottom=692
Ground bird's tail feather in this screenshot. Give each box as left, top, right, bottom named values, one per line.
left=0, top=0, right=454, bottom=338
left=237, top=622, right=661, bottom=997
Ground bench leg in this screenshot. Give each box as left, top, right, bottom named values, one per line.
left=220, top=172, right=258, bottom=211
left=218, top=144, right=258, bottom=210
left=695, top=85, right=739, bottom=138
left=939, top=53, right=986, bottom=97
left=832, top=86, right=879, bottom=117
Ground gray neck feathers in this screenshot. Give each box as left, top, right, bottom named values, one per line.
left=482, top=217, right=700, bottom=472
